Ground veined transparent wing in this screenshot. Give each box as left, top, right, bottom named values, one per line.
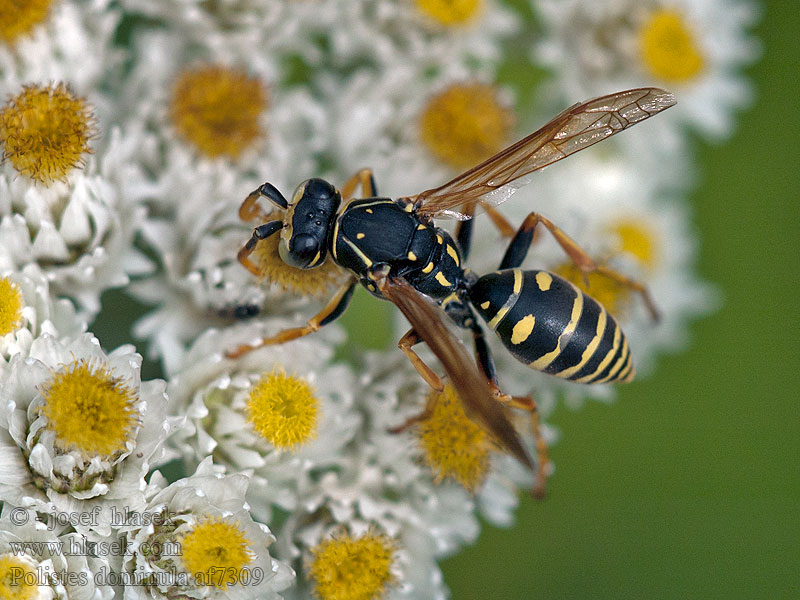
left=410, top=88, right=676, bottom=220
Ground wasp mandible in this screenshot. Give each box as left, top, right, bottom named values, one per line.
left=228, top=88, right=676, bottom=496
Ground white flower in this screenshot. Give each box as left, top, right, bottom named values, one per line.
left=0, top=265, right=85, bottom=363
left=115, top=27, right=334, bottom=369
left=0, top=332, right=182, bottom=536
left=0, top=125, right=151, bottom=319
left=118, top=0, right=518, bottom=74
left=532, top=0, right=760, bottom=142
left=117, top=458, right=294, bottom=600
left=0, top=504, right=116, bottom=600
left=167, top=319, right=358, bottom=523
left=0, top=0, right=123, bottom=126
left=270, top=350, right=544, bottom=598
left=321, top=66, right=519, bottom=200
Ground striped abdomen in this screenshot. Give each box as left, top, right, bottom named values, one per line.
left=468, top=269, right=634, bottom=383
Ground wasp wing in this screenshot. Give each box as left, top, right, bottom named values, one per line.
left=411, top=88, right=676, bottom=219
left=379, top=276, right=535, bottom=475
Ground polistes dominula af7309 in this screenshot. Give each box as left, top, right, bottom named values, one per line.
left=228, top=88, right=676, bottom=496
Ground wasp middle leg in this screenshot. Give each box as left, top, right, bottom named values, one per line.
left=455, top=304, right=550, bottom=498
left=340, top=168, right=377, bottom=202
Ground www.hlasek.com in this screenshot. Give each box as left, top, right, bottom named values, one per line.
left=8, top=535, right=180, bottom=558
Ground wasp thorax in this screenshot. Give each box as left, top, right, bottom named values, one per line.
left=279, top=178, right=341, bottom=269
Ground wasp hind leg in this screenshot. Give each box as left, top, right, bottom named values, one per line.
left=225, top=279, right=357, bottom=358
left=500, top=211, right=660, bottom=322
left=462, top=310, right=550, bottom=499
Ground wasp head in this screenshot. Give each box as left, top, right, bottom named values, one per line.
left=279, top=178, right=341, bottom=269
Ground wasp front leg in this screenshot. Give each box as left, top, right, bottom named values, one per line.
left=226, top=279, right=357, bottom=358
left=237, top=220, right=283, bottom=276
left=239, top=182, right=289, bottom=223
left=500, top=212, right=660, bottom=322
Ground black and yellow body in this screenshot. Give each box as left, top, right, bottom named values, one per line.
left=327, top=192, right=634, bottom=385
left=469, top=269, right=633, bottom=383
left=235, top=174, right=635, bottom=386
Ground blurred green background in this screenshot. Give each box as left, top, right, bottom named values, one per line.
left=439, top=2, right=800, bottom=598
left=93, top=1, right=799, bottom=598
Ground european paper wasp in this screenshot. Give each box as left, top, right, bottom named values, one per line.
left=228, top=88, right=675, bottom=496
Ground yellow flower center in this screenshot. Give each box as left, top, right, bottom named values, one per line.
left=38, top=359, right=138, bottom=456
left=609, top=218, right=659, bottom=269
left=555, top=264, right=631, bottom=318
left=0, top=276, right=24, bottom=336
left=417, top=383, right=491, bottom=492
left=0, top=0, right=53, bottom=44
left=246, top=367, right=319, bottom=450
left=419, top=82, right=514, bottom=170
left=639, top=9, right=705, bottom=82
left=0, top=82, right=96, bottom=185
left=180, top=518, right=254, bottom=590
left=0, top=555, right=38, bottom=600
left=309, top=532, right=395, bottom=600
left=415, top=0, right=483, bottom=26
left=169, top=64, right=267, bottom=159
left=252, top=232, right=345, bottom=298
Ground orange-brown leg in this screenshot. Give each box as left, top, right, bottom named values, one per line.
left=397, top=328, right=444, bottom=392
left=239, top=182, right=289, bottom=223
left=480, top=201, right=518, bottom=238
left=236, top=220, right=282, bottom=276
left=340, top=168, right=377, bottom=203
left=489, top=384, right=550, bottom=499
left=386, top=328, right=445, bottom=434
left=501, top=211, right=660, bottom=322
left=225, top=280, right=356, bottom=358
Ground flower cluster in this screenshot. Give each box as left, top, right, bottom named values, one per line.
left=0, top=0, right=756, bottom=599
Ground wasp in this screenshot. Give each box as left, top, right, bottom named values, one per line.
left=228, top=88, right=675, bottom=496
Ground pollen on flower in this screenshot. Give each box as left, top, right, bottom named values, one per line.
left=0, top=276, right=24, bottom=336
left=639, top=9, right=705, bottom=82
left=38, top=359, right=139, bottom=457
left=555, top=263, right=632, bottom=318
left=0, top=82, right=96, bottom=185
left=309, top=531, right=396, bottom=600
left=415, top=0, right=483, bottom=26
left=246, top=367, right=319, bottom=450
left=252, top=233, right=346, bottom=298
left=170, top=64, right=268, bottom=159
left=0, top=0, right=52, bottom=44
left=609, top=218, right=659, bottom=269
left=180, top=518, right=254, bottom=590
left=419, top=82, right=514, bottom=170
left=0, top=554, right=38, bottom=600
left=417, top=383, right=491, bottom=492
